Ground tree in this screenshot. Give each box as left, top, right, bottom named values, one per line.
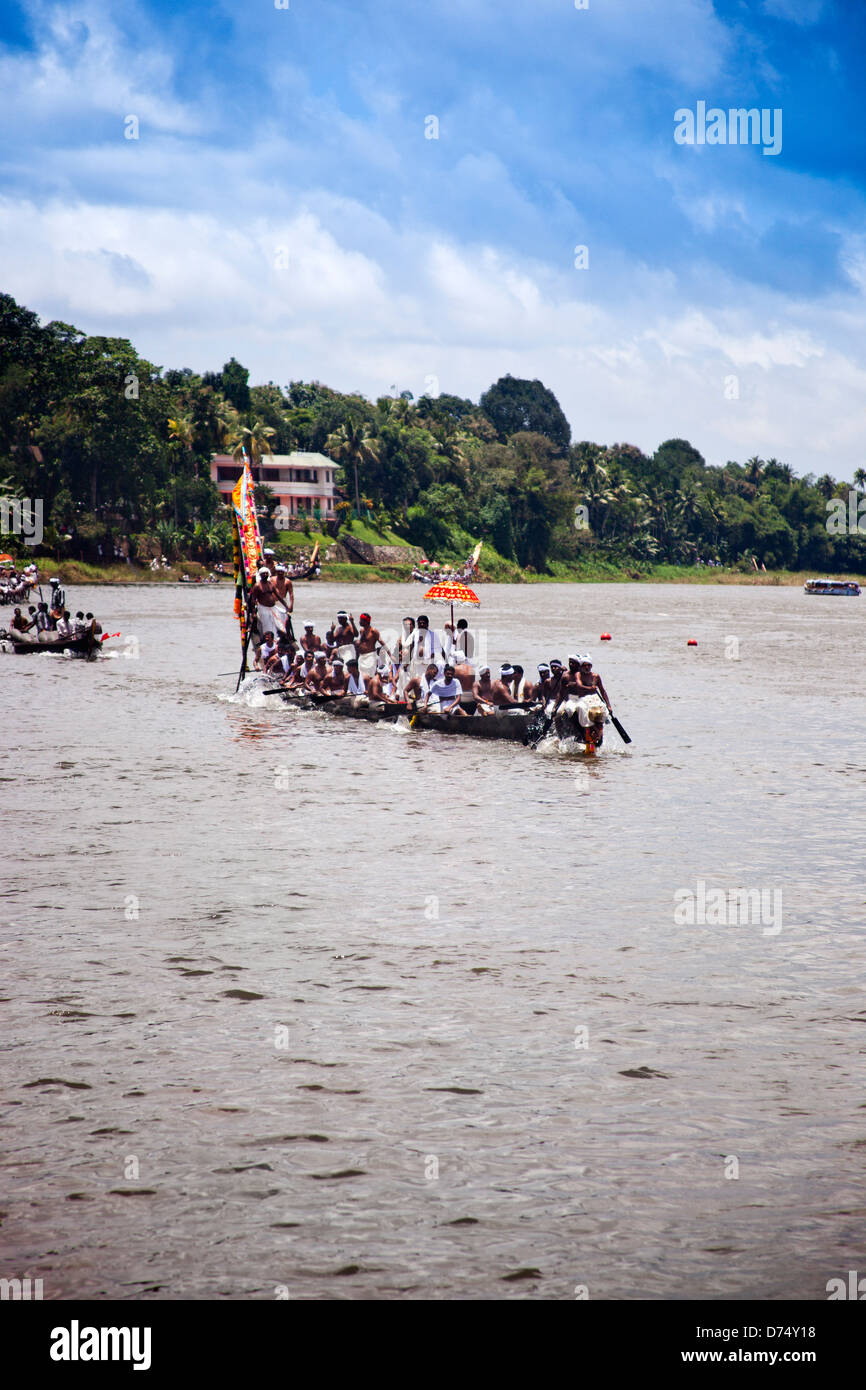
left=325, top=419, right=381, bottom=516
left=480, top=375, right=571, bottom=450
left=220, top=357, right=251, bottom=413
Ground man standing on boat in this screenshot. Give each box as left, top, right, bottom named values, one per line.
left=408, top=614, right=441, bottom=673
left=249, top=568, right=287, bottom=644
left=273, top=564, right=294, bottom=614
left=333, top=610, right=358, bottom=647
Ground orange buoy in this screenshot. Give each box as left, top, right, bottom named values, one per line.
left=600, top=632, right=611, bottom=641
left=687, top=639, right=697, bottom=646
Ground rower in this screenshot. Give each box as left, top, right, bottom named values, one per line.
left=281, top=652, right=305, bottom=687
left=405, top=661, right=439, bottom=706
left=491, top=664, right=519, bottom=708
left=305, top=651, right=329, bottom=692
left=10, top=606, right=28, bottom=633
left=292, top=652, right=315, bottom=688
left=423, top=664, right=465, bottom=717
left=300, top=621, right=321, bottom=655
left=552, top=655, right=584, bottom=713
left=576, top=654, right=611, bottom=711
left=320, top=657, right=348, bottom=696
left=511, top=664, right=528, bottom=701
left=472, top=665, right=496, bottom=714
left=262, top=548, right=278, bottom=579
left=367, top=662, right=403, bottom=706
left=259, top=632, right=278, bottom=671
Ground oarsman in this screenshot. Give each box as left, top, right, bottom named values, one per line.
left=545, top=659, right=565, bottom=705
left=552, top=655, right=585, bottom=712
left=333, top=610, right=358, bottom=647
left=511, top=664, right=528, bottom=701
left=281, top=652, right=306, bottom=687
left=72, top=609, right=88, bottom=637
left=576, top=654, right=611, bottom=711
left=320, top=657, right=348, bottom=696
left=275, top=632, right=296, bottom=674
left=491, top=664, right=520, bottom=708
left=404, top=661, right=440, bottom=706
left=36, top=601, right=51, bottom=633
left=262, top=548, right=278, bottom=578
left=472, top=665, right=496, bottom=714
left=259, top=632, right=278, bottom=671
left=10, top=606, right=28, bottom=633
left=305, top=651, right=330, bottom=692
left=394, top=617, right=415, bottom=669
left=345, top=656, right=366, bottom=696
left=423, top=663, right=465, bottom=717
left=323, top=624, right=338, bottom=657
left=300, top=621, right=322, bottom=655
left=290, top=652, right=315, bottom=688
left=367, top=662, right=404, bottom=707
left=55, top=610, right=72, bottom=638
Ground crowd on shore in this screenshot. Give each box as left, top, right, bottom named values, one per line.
left=246, top=553, right=611, bottom=725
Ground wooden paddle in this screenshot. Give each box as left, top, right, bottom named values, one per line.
left=609, top=713, right=632, bottom=744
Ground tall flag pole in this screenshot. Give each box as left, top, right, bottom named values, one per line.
left=231, top=452, right=264, bottom=687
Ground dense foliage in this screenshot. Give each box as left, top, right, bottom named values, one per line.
left=1, top=293, right=864, bottom=573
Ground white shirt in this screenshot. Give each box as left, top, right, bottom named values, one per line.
left=347, top=672, right=366, bottom=695
left=428, top=677, right=461, bottom=705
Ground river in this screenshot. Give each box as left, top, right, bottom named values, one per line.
left=1, top=580, right=863, bottom=1300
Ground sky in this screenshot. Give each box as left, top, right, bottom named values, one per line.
left=1, top=0, right=864, bottom=476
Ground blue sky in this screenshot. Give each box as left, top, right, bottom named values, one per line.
left=1, top=0, right=864, bottom=475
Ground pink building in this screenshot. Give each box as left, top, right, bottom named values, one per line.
left=211, top=452, right=338, bottom=520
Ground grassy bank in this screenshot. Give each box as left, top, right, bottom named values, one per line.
left=15, top=555, right=852, bottom=588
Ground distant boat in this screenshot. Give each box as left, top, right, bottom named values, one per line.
left=0, top=629, right=101, bottom=657
left=804, top=578, right=861, bottom=597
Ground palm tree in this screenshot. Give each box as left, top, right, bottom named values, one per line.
left=325, top=420, right=380, bottom=517
left=816, top=473, right=837, bottom=501
left=168, top=414, right=197, bottom=478
left=853, top=467, right=866, bottom=493
left=230, top=420, right=276, bottom=470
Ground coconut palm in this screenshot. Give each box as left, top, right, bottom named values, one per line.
left=326, top=419, right=380, bottom=517
left=853, top=467, right=866, bottom=493
left=230, top=420, right=276, bottom=469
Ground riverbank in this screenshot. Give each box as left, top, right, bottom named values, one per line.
left=15, top=557, right=860, bottom=588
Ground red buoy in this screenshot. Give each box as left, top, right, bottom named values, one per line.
left=600, top=632, right=611, bottom=641
left=687, top=639, right=697, bottom=646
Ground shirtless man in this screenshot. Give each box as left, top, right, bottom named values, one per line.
left=300, top=621, right=322, bottom=656
left=249, top=568, right=285, bottom=642
left=472, top=665, right=496, bottom=714
left=355, top=611, right=389, bottom=660
left=281, top=652, right=306, bottom=687
left=333, top=610, right=358, bottom=647
left=575, top=654, right=611, bottom=710
left=320, top=657, right=348, bottom=696
left=272, top=564, right=294, bottom=614
left=491, top=664, right=520, bottom=708
left=552, top=655, right=585, bottom=712
left=10, top=606, right=28, bottom=633
left=289, top=652, right=315, bottom=689
left=404, top=662, right=439, bottom=706
left=367, top=663, right=403, bottom=707
left=305, top=652, right=329, bottom=692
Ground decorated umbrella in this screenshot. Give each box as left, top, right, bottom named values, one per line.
left=422, top=580, right=480, bottom=662
left=0, top=554, right=14, bottom=563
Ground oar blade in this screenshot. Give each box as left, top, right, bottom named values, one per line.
left=611, top=714, right=632, bottom=744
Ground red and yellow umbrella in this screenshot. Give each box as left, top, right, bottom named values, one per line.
left=422, top=580, right=480, bottom=634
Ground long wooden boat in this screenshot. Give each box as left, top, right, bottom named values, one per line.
left=804, top=578, right=860, bottom=596
left=268, top=684, right=594, bottom=746
left=0, top=628, right=101, bottom=658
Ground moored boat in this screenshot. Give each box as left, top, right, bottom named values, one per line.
left=804, top=578, right=861, bottom=596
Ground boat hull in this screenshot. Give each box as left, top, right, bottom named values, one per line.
left=1, top=630, right=100, bottom=657
left=272, top=688, right=591, bottom=745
